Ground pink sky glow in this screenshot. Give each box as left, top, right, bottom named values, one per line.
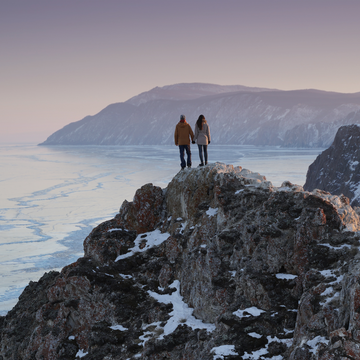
left=1, top=0, right=360, bottom=143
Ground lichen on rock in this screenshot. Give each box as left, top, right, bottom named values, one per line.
left=1, top=162, right=360, bottom=360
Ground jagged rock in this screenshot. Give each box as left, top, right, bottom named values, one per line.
left=304, top=124, right=360, bottom=207
left=117, top=183, right=165, bottom=234
left=2, top=163, right=360, bottom=359
left=83, top=218, right=137, bottom=265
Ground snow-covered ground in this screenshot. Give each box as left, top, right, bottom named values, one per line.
left=0, top=144, right=322, bottom=315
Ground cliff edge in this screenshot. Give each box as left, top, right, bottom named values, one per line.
left=1, top=163, right=360, bottom=359
left=304, top=124, right=360, bottom=207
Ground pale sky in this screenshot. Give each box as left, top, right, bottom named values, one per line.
left=1, top=0, right=360, bottom=143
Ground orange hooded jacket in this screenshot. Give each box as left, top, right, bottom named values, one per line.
left=174, top=121, right=194, bottom=146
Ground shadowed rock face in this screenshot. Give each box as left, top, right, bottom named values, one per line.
left=304, top=124, right=360, bottom=207
left=2, top=163, right=360, bottom=359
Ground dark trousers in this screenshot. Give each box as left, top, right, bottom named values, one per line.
left=198, top=144, right=208, bottom=164
left=179, top=145, right=191, bottom=168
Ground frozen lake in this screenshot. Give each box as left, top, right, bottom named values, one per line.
left=0, top=143, right=323, bottom=315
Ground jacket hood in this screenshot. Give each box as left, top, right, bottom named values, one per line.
left=177, top=122, right=189, bottom=127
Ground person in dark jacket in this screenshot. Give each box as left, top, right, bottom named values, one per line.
left=174, top=114, right=194, bottom=169
left=193, top=114, right=211, bottom=166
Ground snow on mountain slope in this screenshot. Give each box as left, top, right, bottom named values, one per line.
left=40, top=83, right=360, bottom=147
left=283, top=110, right=360, bottom=148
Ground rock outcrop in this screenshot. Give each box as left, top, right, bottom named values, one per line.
left=304, top=124, right=360, bottom=207
left=2, top=163, right=360, bottom=359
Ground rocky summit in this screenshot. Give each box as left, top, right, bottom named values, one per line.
left=2, top=163, right=360, bottom=360
left=304, top=124, right=360, bottom=207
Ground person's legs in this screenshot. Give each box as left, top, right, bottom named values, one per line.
left=203, top=145, right=208, bottom=164
left=198, top=145, right=204, bottom=165
left=179, top=145, right=186, bottom=168
left=185, top=145, right=192, bottom=167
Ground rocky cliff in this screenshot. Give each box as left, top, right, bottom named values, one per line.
left=2, top=163, right=360, bottom=359
left=304, top=124, right=360, bottom=207
left=39, top=83, right=360, bottom=148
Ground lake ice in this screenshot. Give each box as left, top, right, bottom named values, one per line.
left=0, top=143, right=322, bottom=315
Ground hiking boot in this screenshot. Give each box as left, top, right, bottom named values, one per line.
left=199, top=163, right=204, bottom=167
left=187, top=165, right=191, bottom=168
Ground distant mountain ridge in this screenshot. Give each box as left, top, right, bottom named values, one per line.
left=39, top=83, right=360, bottom=147
left=126, top=82, right=277, bottom=106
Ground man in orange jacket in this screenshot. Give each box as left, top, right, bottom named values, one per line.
left=174, top=114, right=194, bottom=169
